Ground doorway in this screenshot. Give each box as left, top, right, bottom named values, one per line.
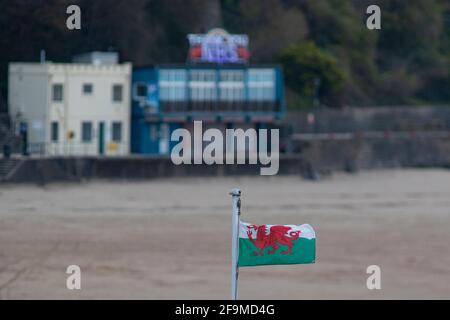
left=98, top=122, right=105, bottom=155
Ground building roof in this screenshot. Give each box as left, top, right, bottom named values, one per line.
left=9, top=62, right=132, bottom=75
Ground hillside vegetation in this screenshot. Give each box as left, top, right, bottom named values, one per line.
left=1, top=0, right=449, bottom=110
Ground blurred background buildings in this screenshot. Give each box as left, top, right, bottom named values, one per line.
left=1, top=0, right=450, bottom=182
left=8, top=52, right=131, bottom=156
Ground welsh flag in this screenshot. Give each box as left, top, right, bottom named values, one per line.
left=238, top=222, right=316, bottom=267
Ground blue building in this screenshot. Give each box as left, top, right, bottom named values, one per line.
left=131, top=30, right=286, bottom=155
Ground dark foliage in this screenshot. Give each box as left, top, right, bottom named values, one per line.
left=0, top=0, right=449, bottom=111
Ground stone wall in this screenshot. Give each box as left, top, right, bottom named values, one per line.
left=285, top=106, right=450, bottom=133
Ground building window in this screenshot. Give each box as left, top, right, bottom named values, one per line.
left=219, top=70, right=245, bottom=102
left=52, top=84, right=64, bottom=102
left=111, top=122, right=122, bottom=142
left=112, top=84, right=123, bottom=102
left=160, top=85, right=186, bottom=101
left=247, top=69, right=276, bottom=101
left=159, top=70, right=187, bottom=101
left=81, top=122, right=92, bottom=142
left=190, top=70, right=216, bottom=82
left=190, top=85, right=216, bottom=101
left=220, top=70, right=244, bottom=82
left=189, top=70, right=216, bottom=101
left=51, top=122, right=59, bottom=142
left=134, top=83, right=148, bottom=99
left=220, top=87, right=244, bottom=101
left=83, top=83, right=93, bottom=95
left=160, top=69, right=187, bottom=82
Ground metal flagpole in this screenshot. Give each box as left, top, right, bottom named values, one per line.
left=230, top=188, right=241, bottom=300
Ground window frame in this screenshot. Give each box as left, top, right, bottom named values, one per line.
left=219, top=70, right=245, bottom=102
left=52, top=84, right=64, bottom=102
left=133, top=82, right=148, bottom=100
left=83, top=83, right=94, bottom=95
left=81, top=121, right=93, bottom=143
left=111, top=122, right=122, bottom=143
left=247, top=69, right=276, bottom=101
left=159, top=70, right=187, bottom=102
left=188, top=70, right=217, bottom=101
left=51, top=121, right=59, bottom=142
left=112, top=84, right=124, bottom=103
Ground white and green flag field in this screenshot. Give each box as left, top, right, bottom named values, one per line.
left=238, top=222, right=316, bottom=267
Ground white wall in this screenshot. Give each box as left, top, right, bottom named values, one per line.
left=9, top=62, right=132, bottom=156
left=8, top=64, right=50, bottom=149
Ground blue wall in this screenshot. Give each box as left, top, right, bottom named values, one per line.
left=131, top=65, right=286, bottom=154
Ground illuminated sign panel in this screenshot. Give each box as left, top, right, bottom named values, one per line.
left=188, top=28, right=250, bottom=64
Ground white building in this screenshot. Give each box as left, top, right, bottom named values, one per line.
left=8, top=54, right=131, bottom=156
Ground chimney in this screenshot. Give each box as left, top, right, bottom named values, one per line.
left=40, top=50, right=46, bottom=64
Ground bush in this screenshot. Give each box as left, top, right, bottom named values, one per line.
left=280, top=41, right=346, bottom=108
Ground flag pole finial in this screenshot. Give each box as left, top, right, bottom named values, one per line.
left=230, top=188, right=241, bottom=196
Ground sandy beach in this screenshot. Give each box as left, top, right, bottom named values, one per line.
left=0, top=169, right=449, bottom=299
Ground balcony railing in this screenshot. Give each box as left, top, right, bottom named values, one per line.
left=27, top=141, right=129, bottom=157
left=159, top=101, right=281, bottom=114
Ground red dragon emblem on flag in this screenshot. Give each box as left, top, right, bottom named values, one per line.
left=246, top=225, right=301, bottom=256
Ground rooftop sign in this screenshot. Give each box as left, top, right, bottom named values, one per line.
left=188, top=28, right=250, bottom=64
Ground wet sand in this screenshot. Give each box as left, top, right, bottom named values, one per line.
left=0, top=169, right=449, bottom=299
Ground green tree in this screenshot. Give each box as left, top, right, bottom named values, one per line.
left=296, top=0, right=379, bottom=105
left=280, top=41, right=346, bottom=108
